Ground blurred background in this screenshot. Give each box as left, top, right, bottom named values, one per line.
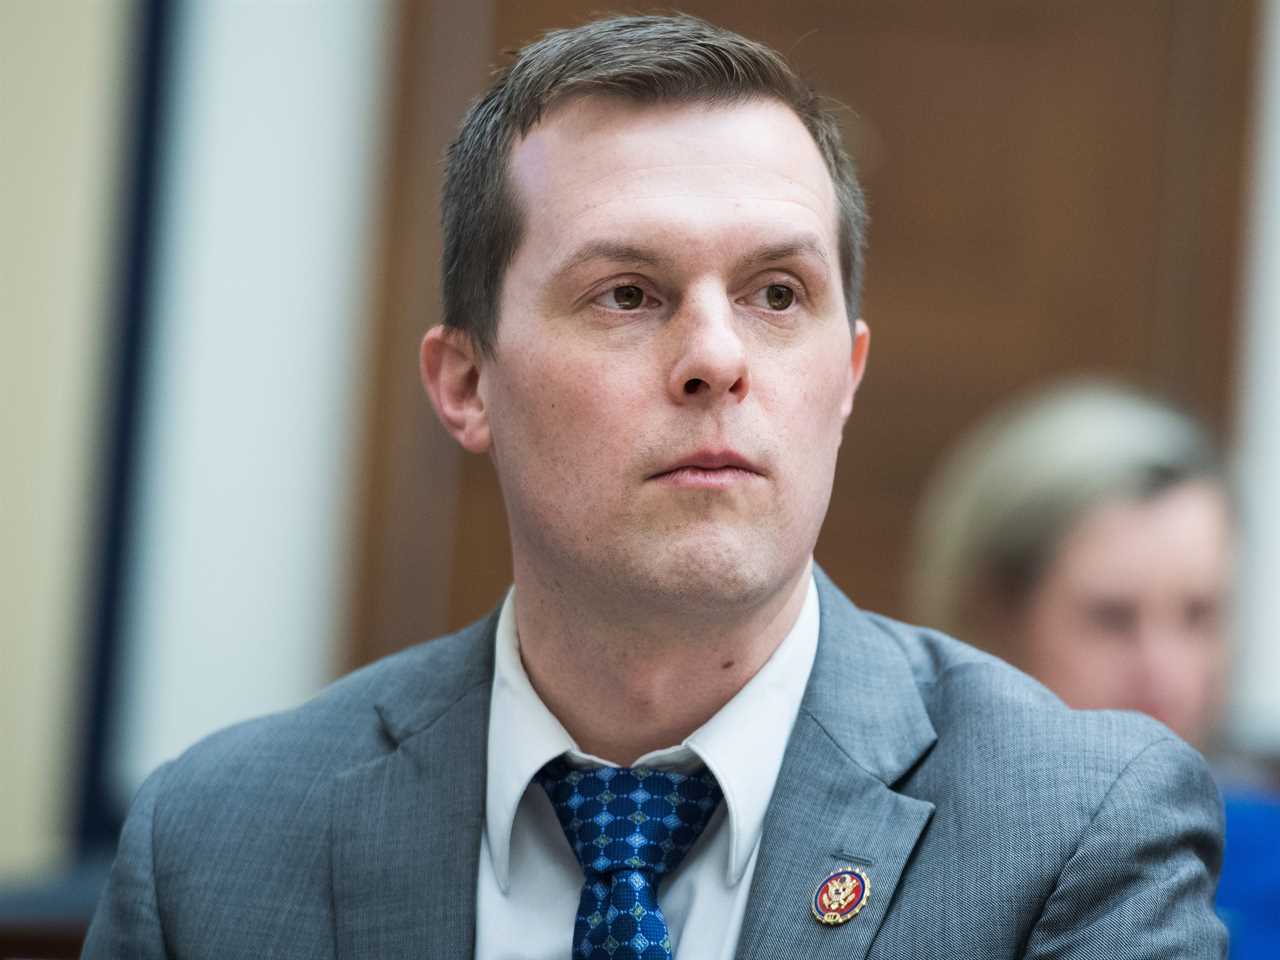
left=3, top=0, right=1279, bottom=953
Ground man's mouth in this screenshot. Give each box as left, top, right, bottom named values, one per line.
left=648, top=450, right=764, bottom=488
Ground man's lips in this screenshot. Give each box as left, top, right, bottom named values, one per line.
left=647, top=450, right=764, bottom=488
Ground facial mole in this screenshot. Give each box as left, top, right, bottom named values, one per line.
left=721, top=659, right=735, bottom=670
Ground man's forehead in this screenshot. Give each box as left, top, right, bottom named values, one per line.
left=507, top=94, right=840, bottom=251
left=512, top=93, right=832, bottom=185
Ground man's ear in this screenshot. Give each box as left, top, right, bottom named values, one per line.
left=420, top=326, right=491, bottom=453
left=841, top=319, right=871, bottom=420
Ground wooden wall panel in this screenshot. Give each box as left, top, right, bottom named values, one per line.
left=353, top=0, right=1257, bottom=647
left=346, top=0, right=494, bottom=665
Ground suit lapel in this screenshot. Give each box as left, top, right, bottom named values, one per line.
left=332, top=617, right=496, bottom=960
left=735, top=569, right=937, bottom=960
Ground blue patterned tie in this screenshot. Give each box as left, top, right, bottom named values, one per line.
left=535, top=757, right=724, bottom=960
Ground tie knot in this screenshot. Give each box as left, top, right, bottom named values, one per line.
left=535, top=757, right=723, bottom=880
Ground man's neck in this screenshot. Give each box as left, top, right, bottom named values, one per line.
left=511, top=561, right=812, bottom=766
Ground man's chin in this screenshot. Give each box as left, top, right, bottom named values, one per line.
left=615, top=534, right=802, bottom=616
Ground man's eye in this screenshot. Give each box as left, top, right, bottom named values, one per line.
left=1084, top=599, right=1137, bottom=636
left=765, top=284, right=794, bottom=310
left=610, top=285, right=645, bottom=310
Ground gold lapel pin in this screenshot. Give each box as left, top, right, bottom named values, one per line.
left=811, top=866, right=870, bottom=925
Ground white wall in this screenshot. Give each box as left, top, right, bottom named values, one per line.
left=1229, top=0, right=1280, bottom=756
left=109, top=0, right=391, bottom=807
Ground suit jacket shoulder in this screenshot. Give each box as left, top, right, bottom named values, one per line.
left=744, top=574, right=1225, bottom=960
left=865, top=608, right=1214, bottom=842
left=869, top=605, right=1185, bottom=786
left=164, top=611, right=495, bottom=783
left=83, top=613, right=497, bottom=960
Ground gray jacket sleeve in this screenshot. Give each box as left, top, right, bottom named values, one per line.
left=81, top=763, right=172, bottom=960
left=1024, top=736, right=1227, bottom=958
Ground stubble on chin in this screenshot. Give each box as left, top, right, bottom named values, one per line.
left=569, top=510, right=802, bottom=624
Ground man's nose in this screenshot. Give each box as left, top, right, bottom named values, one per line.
left=1130, top=622, right=1195, bottom=710
left=667, top=289, right=750, bottom=404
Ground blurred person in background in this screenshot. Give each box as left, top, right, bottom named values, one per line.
left=910, top=377, right=1279, bottom=957
left=911, top=379, right=1231, bottom=752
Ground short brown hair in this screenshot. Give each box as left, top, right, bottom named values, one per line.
left=441, top=13, right=868, bottom=356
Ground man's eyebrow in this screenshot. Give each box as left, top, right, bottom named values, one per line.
left=553, top=241, right=670, bottom=279
left=550, top=235, right=832, bottom=283
left=736, top=235, right=832, bottom=272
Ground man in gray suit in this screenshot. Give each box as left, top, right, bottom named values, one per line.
left=84, top=14, right=1225, bottom=959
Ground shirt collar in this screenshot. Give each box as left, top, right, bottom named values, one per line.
left=484, top=569, right=821, bottom=891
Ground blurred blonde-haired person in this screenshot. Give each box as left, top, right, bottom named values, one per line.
left=910, top=378, right=1276, bottom=957
left=911, top=379, right=1229, bottom=750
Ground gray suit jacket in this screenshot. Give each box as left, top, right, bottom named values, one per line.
left=83, top=570, right=1226, bottom=958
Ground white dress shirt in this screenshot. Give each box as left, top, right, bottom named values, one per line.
left=475, top=571, right=821, bottom=960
